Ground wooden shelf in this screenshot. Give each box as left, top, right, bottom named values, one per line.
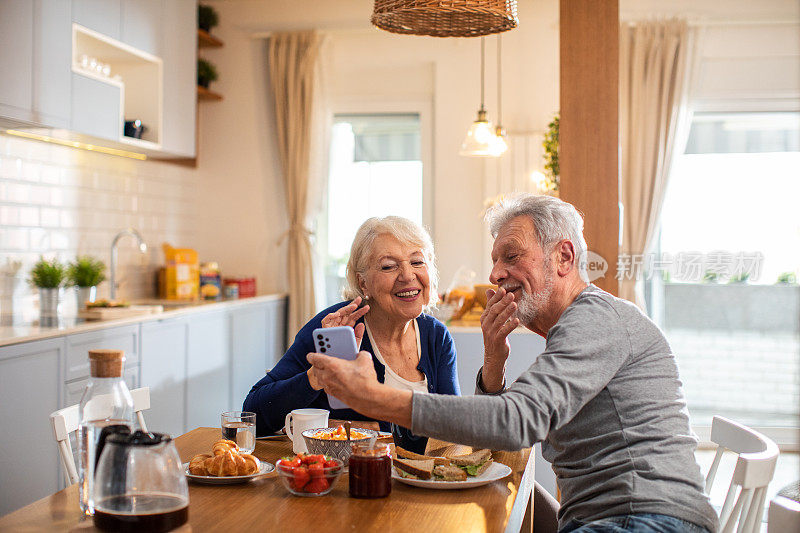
left=197, top=86, right=223, bottom=101
left=198, top=29, right=224, bottom=48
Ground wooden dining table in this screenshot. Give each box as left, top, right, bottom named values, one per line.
left=0, top=427, right=535, bottom=532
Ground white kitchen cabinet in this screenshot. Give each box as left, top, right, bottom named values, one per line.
left=186, top=310, right=229, bottom=428
left=64, top=324, right=139, bottom=382
left=230, top=306, right=270, bottom=410
left=229, top=299, right=288, bottom=410
left=160, top=0, right=197, bottom=157
left=32, top=0, right=72, bottom=128
left=0, top=338, right=63, bottom=516
left=265, top=297, right=288, bottom=365
left=72, top=0, right=122, bottom=41
left=141, top=317, right=188, bottom=437
left=0, top=0, right=197, bottom=159
left=70, top=72, right=122, bottom=142
left=0, top=1, right=34, bottom=123
left=121, top=0, right=163, bottom=57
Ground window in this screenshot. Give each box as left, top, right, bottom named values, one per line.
left=655, top=112, right=800, bottom=436
left=321, top=114, right=424, bottom=307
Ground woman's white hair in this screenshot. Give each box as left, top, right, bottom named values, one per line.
left=342, top=216, right=440, bottom=310
left=485, top=193, right=589, bottom=282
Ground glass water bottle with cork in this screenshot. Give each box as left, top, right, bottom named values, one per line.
left=78, top=349, right=134, bottom=515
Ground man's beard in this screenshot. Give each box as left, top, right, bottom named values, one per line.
left=511, top=264, right=554, bottom=325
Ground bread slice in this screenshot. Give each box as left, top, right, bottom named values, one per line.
left=450, top=449, right=493, bottom=476
left=433, top=464, right=468, bottom=481
left=449, top=448, right=492, bottom=466
left=395, top=445, right=451, bottom=466
left=393, top=458, right=434, bottom=480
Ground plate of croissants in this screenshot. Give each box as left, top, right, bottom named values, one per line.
left=185, top=439, right=274, bottom=484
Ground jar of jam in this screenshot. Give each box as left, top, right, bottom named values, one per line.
left=348, top=442, right=392, bottom=498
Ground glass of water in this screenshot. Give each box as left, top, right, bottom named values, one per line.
left=221, top=411, right=256, bottom=454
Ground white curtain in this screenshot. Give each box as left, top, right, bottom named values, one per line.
left=619, top=19, right=697, bottom=306
left=267, top=31, right=327, bottom=340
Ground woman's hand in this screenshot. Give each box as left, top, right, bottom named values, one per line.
left=480, top=287, right=519, bottom=393
left=306, top=366, right=324, bottom=391
left=321, top=296, right=370, bottom=348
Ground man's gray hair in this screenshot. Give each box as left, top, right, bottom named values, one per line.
left=342, top=216, right=439, bottom=309
left=485, top=193, right=589, bottom=282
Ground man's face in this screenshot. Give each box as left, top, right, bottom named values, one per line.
left=489, top=215, right=555, bottom=325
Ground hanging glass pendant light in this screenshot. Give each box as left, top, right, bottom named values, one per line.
left=460, top=37, right=496, bottom=157
left=489, top=34, right=508, bottom=157
left=371, top=0, right=518, bottom=38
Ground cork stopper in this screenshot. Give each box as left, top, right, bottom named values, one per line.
left=88, top=349, right=125, bottom=378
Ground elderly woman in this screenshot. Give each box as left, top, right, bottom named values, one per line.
left=243, top=216, right=460, bottom=453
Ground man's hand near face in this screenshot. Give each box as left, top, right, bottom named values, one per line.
left=306, top=351, right=413, bottom=428
left=480, top=287, right=519, bottom=393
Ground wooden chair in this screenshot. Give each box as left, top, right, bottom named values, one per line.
left=704, top=416, right=779, bottom=533
left=49, top=387, right=151, bottom=485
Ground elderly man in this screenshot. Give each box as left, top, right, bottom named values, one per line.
left=309, top=194, right=717, bottom=533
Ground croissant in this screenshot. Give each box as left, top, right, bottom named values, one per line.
left=212, top=439, right=239, bottom=456
left=189, top=454, right=211, bottom=475
left=238, top=454, right=260, bottom=475
left=205, top=450, right=239, bottom=476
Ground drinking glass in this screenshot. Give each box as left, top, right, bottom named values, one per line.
left=221, top=411, right=256, bottom=454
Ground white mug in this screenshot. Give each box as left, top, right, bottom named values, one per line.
left=284, top=408, right=329, bottom=453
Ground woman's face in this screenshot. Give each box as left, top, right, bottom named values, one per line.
left=358, top=234, right=430, bottom=322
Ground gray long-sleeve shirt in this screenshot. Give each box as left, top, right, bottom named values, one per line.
left=412, top=285, right=718, bottom=532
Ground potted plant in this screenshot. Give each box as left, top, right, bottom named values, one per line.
left=198, top=4, right=219, bottom=34
left=198, top=59, right=218, bottom=89
left=68, top=255, right=106, bottom=309
left=29, top=257, right=67, bottom=325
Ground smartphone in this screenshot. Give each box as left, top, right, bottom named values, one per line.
left=312, top=326, right=358, bottom=410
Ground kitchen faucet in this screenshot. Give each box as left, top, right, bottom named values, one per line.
left=110, top=228, right=147, bottom=300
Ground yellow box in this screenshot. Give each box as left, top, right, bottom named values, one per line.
left=162, top=243, right=199, bottom=300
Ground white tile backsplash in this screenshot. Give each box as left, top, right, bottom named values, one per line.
left=0, top=135, right=198, bottom=323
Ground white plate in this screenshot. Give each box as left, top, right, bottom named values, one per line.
left=183, top=461, right=274, bottom=484
left=392, top=461, right=512, bottom=489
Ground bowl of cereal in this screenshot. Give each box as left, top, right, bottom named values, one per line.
left=302, top=425, right=377, bottom=465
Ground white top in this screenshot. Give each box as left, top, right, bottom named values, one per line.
left=365, top=319, right=429, bottom=395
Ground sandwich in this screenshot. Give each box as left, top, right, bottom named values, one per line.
left=395, top=445, right=451, bottom=466
left=393, top=458, right=434, bottom=480
left=432, top=464, right=467, bottom=481
left=449, top=449, right=493, bottom=477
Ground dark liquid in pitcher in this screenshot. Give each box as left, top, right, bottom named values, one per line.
left=93, top=494, right=188, bottom=533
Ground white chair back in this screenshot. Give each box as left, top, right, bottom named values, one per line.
left=49, top=387, right=151, bottom=485
left=704, top=416, right=779, bottom=533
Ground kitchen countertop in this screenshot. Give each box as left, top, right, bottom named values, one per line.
left=0, top=293, right=287, bottom=348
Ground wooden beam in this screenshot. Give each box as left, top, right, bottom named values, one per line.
left=559, top=0, right=620, bottom=295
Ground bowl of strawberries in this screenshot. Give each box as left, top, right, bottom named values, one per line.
left=276, top=453, right=343, bottom=497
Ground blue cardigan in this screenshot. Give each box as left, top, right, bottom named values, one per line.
left=243, top=301, right=460, bottom=453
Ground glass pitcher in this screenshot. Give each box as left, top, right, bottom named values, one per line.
left=93, top=430, right=189, bottom=532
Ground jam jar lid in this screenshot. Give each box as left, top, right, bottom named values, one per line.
left=350, top=442, right=391, bottom=456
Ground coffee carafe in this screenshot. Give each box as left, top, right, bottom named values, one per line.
left=93, top=430, right=189, bottom=532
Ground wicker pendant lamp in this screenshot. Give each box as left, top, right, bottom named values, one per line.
left=371, top=0, right=518, bottom=38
